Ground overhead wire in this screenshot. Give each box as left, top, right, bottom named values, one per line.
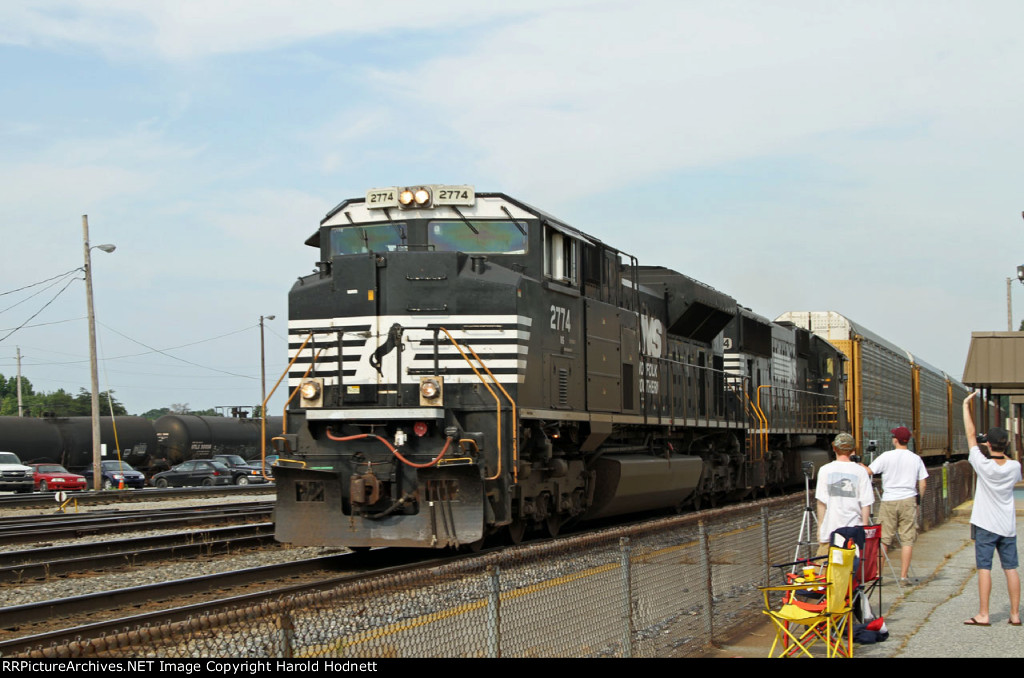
left=0, top=267, right=82, bottom=298
left=0, top=274, right=81, bottom=344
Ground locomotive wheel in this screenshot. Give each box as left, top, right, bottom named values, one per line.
left=462, top=538, right=485, bottom=553
left=39, top=481, right=48, bottom=492
left=506, top=519, right=528, bottom=545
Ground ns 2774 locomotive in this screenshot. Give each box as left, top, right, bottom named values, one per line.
left=273, top=185, right=865, bottom=549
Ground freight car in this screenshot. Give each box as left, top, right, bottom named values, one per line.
left=272, top=184, right=867, bottom=550
left=776, top=312, right=979, bottom=463
left=0, top=414, right=282, bottom=479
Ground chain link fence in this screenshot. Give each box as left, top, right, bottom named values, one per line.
left=16, top=461, right=975, bottom=658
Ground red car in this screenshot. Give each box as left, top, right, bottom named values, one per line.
left=31, top=463, right=87, bottom=492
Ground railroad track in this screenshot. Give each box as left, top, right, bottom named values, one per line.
left=0, top=548, right=450, bottom=657
left=0, top=484, right=274, bottom=509
left=0, top=522, right=277, bottom=583
left=0, top=502, right=273, bottom=546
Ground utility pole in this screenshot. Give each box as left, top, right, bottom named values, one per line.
left=84, top=216, right=103, bottom=490
left=16, top=347, right=23, bottom=417
left=82, top=217, right=115, bottom=490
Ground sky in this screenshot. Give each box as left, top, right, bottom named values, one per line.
left=1, top=1, right=1023, bottom=417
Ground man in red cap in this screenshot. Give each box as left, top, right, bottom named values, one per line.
left=867, top=425, right=928, bottom=584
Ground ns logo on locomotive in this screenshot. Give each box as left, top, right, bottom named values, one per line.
left=272, top=184, right=958, bottom=550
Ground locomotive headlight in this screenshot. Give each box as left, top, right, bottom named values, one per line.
left=399, top=189, right=415, bottom=206
left=420, top=379, right=439, bottom=399
left=419, top=376, right=443, bottom=406
left=299, top=377, right=324, bottom=408
left=300, top=381, right=320, bottom=399
left=414, top=188, right=431, bottom=205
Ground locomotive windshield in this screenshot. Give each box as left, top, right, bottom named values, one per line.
left=428, top=220, right=528, bottom=254
left=329, top=223, right=406, bottom=256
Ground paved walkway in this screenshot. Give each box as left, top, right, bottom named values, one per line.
left=710, top=495, right=1024, bottom=658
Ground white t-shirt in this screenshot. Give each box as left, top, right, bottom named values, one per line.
left=815, top=459, right=874, bottom=543
left=869, top=448, right=928, bottom=501
left=969, top=446, right=1021, bottom=538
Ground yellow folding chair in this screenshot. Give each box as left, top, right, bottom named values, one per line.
left=761, top=545, right=856, bottom=658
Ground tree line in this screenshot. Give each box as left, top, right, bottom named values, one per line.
left=0, top=373, right=223, bottom=419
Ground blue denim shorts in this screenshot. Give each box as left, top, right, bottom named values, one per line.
left=974, top=525, right=1019, bottom=570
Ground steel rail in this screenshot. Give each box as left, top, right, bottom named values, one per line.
left=0, top=550, right=461, bottom=658
left=0, top=524, right=276, bottom=583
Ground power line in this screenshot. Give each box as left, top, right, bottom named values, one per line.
left=0, top=267, right=82, bottom=297
left=0, top=269, right=80, bottom=315
left=0, top=275, right=81, bottom=344
left=97, top=322, right=256, bottom=380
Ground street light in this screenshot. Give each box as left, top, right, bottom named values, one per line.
left=259, top=314, right=275, bottom=476
left=82, top=215, right=115, bottom=491
left=259, top=314, right=276, bottom=419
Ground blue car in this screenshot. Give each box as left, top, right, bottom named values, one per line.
left=82, top=460, right=146, bottom=490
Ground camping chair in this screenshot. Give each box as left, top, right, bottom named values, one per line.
left=761, top=544, right=857, bottom=658
left=851, top=524, right=882, bottom=621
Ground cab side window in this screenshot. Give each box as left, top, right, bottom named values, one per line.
left=544, top=226, right=578, bottom=285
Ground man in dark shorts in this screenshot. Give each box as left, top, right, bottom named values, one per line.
left=962, top=390, right=1022, bottom=627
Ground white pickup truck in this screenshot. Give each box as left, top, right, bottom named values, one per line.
left=0, top=451, right=34, bottom=493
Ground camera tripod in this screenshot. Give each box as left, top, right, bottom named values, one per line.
left=793, top=461, right=819, bottom=566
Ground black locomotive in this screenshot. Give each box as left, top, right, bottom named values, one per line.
left=272, top=185, right=879, bottom=549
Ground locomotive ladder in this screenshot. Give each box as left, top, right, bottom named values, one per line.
left=437, top=327, right=520, bottom=484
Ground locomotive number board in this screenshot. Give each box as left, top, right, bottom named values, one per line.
left=365, top=185, right=475, bottom=209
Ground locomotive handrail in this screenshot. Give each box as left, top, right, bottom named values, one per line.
left=756, top=384, right=842, bottom=432
left=646, top=355, right=751, bottom=428
left=438, top=327, right=519, bottom=484
left=260, top=332, right=315, bottom=479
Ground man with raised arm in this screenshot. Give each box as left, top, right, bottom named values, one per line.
left=963, top=390, right=1022, bottom=627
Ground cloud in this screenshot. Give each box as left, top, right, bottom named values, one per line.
left=373, top=2, right=1024, bottom=203
left=0, top=1, right=588, bottom=60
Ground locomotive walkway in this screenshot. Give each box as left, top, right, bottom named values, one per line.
left=709, top=488, right=1024, bottom=658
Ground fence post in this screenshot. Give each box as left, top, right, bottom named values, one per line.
left=760, top=506, right=770, bottom=585
left=487, top=565, right=501, bottom=658
left=942, top=462, right=950, bottom=521
left=272, top=613, right=294, bottom=658
left=698, top=521, right=713, bottom=642
left=620, top=537, right=634, bottom=657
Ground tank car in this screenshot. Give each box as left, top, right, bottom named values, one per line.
left=0, top=414, right=283, bottom=477
left=43, top=416, right=158, bottom=470
left=272, top=185, right=846, bottom=549
left=154, top=414, right=284, bottom=470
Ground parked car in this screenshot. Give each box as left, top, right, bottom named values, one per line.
left=0, top=451, right=34, bottom=493
left=82, top=460, right=147, bottom=490
left=151, top=460, right=234, bottom=488
left=211, top=454, right=269, bottom=485
left=30, top=463, right=87, bottom=492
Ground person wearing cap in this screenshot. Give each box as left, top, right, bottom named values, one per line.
left=962, top=390, right=1021, bottom=627
left=867, top=426, right=929, bottom=584
left=815, top=432, right=874, bottom=556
